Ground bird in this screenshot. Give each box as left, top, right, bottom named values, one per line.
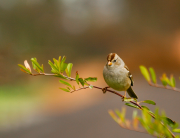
left=102, top=53, right=138, bottom=99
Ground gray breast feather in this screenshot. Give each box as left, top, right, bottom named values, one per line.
left=103, top=66, right=131, bottom=91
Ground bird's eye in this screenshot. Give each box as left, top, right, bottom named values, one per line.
left=113, top=60, right=116, bottom=62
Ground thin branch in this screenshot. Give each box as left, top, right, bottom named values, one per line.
left=27, top=72, right=175, bottom=138
left=28, top=72, right=142, bottom=109
left=30, top=73, right=76, bottom=81
left=30, top=73, right=55, bottom=76
left=92, top=86, right=142, bottom=109
left=70, top=86, right=89, bottom=93
left=149, top=82, right=180, bottom=93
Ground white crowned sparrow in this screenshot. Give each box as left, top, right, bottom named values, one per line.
left=103, top=53, right=138, bottom=99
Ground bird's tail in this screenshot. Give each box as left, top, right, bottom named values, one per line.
left=127, top=86, right=138, bottom=99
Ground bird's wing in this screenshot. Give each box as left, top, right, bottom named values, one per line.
left=124, top=65, right=134, bottom=86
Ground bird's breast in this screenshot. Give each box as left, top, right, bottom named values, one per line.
left=103, top=66, right=131, bottom=91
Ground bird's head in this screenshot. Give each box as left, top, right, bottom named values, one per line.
left=106, top=53, right=123, bottom=69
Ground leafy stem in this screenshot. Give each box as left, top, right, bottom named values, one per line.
left=18, top=57, right=179, bottom=138
left=25, top=71, right=175, bottom=138
left=70, top=86, right=89, bottom=93
left=148, top=82, right=180, bottom=93
left=140, top=65, right=180, bottom=93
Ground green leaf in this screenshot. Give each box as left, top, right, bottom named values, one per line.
left=114, top=109, right=121, bottom=118
left=67, top=87, right=71, bottom=91
left=160, top=74, right=170, bottom=87
left=31, top=58, right=38, bottom=71
left=115, top=108, right=126, bottom=122
left=161, top=79, right=168, bottom=86
left=31, top=58, right=44, bottom=73
left=173, top=129, right=180, bottom=133
left=138, top=117, right=152, bottom=133
left=59, top=80, right=73, bottom=88
left=170, top=75, right=176, bottom=88
left=142, top=100, right=156, bottom=105
left=59, top=88, right=70, bottom=92
left=76, top=72, right=79, bottom=85
left=61, top=63, right=68, bottom=73
left=61, top=56, right=66, bottom=63
left=58, top=56, right=61, bottom=69
left=84, top=82, right=89, bottom=86
left=84, top=77, right=97, bottom=82
left=142, top=108, right=152, bottom=125
left=78, top=78, right=85, bottom=87
left=108, top=110, right=118, bottom=123
left=66, top=63, right=73, bottom=77
left=125, top=103, right=139, bottom=109
left=149, top=67, right=156, bottom=84
left=154, top=107, right=160, bottom=117
left=141, top=106, right=154, bottom=116
left=41, top=64, right=44, bottom=73
left=123, top=98, right=134, bottom=102
left=133, top=110, right=138, bottom=119
left=172, top=123, right=179, bottom=129
left=18, top=64, right=32, bottom=74
left=161, top=117, right=176, bottom=127
left=48, top=60, right=59, bottom=74
left=141, top=105, right=150, bottom=110
left=54, top=74, right=66, bottom=79
left=132, top=110, right=139, bottom=129
left=60, top=56, right=67, bottom=73
left=53, top=58, right=59, bottom=69
left=89, top=85, right=93, bottom=89
left=139, top=66, right=151, bottom=83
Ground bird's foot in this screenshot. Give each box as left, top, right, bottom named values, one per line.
left=122, top=91, right=127, bottom=101
left=102, top=87, right=109, bottom=94
left=122, top=96, right=126, bottom=101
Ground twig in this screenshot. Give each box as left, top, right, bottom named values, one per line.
left=149, top=83, right=180, bottom=93
left=31, top=73, right=55, bottom=76
left=70, top=86, right=89, bottom=93
left=30, top=73, right=76, bottom=81
left=92, top=86, right=142, bottom=109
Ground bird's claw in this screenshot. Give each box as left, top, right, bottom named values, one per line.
left=122, top=91, right=127, bottom=101
left=122, top=96, right=126, bottom=101
left=102, top=87, right=109, bottom=94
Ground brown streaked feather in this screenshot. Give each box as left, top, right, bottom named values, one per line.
left=124, top=65, right=133, bottom=86
left=107, top=53, right=116, bottom=61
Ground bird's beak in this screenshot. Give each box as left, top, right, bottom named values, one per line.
left=108, top=61, right=112, bottom=66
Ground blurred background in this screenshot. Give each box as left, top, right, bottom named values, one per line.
left=0, top=0, right=180, bottom=138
